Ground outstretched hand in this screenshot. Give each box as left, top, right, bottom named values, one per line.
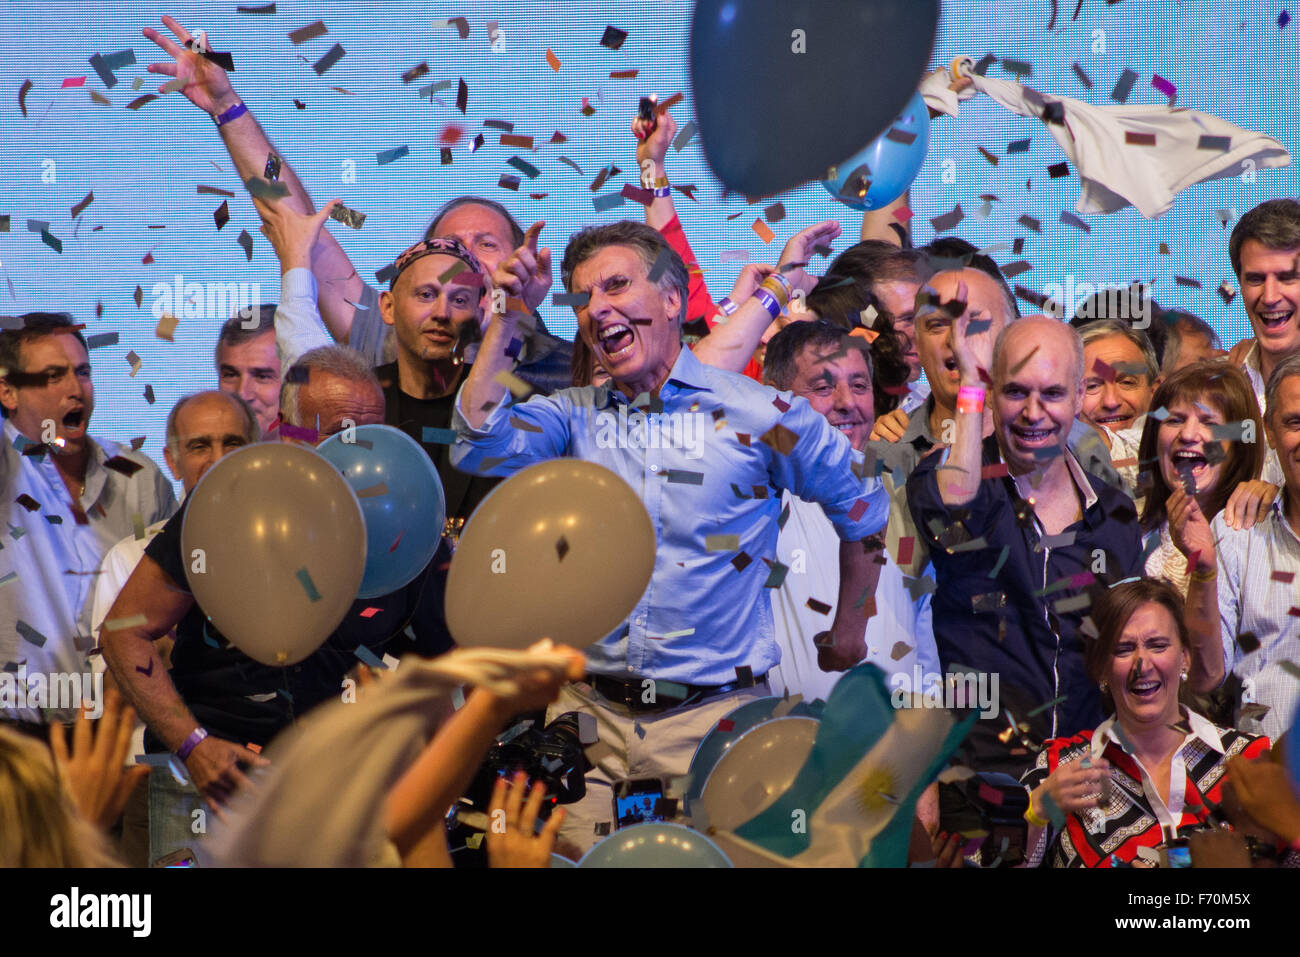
left=143, top=14, right=239, bottom=115
left=778, top=220, right=841, bottom=295
left=48, top=690, right=150, bottom=831
left=492, top=221, right=553, bottom=315
left=252, top=196, right=340, bottom=273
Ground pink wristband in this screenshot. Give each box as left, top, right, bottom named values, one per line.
left=956, top=385, right=986, bottom=415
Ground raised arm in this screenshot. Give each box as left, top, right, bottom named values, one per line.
left=862, top=191, right=911, bottom=246
left=143, top=14, right=364, bottom=341
left=1170, top=489, right=1227, bottom=691
left=691, top=220, right=841, bottom=374
left=932, top=283, right=987, bottom=506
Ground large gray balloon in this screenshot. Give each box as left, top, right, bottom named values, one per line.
left=691, top=0, right=940, bottom=196
left=181, top=443, right=366, bottom=666
left=446, top=460, right=655, bottom=649
left=701, top=717, right=821, bottom=831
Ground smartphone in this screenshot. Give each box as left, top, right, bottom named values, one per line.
left=152, top=848, right=198, bottom=868
left=264, top=152, right=282, bottom=182
left=613, top=777, right=666, bottom=828
left=1161, top=838, right=1192, bottom=869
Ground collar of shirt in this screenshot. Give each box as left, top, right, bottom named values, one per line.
left=3, top=418, right=112, bottom=508
left=1002, top=442, right=1099, bottom=512
left=900, top=394, right=938, bottom=447
left=1091, top=706, right=1224, bottom=838
left=596, top=344, right=714, bottom=409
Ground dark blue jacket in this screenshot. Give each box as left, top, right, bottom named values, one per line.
left=907, top=436, right=1142, bottom=772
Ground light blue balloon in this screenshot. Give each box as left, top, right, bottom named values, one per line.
left=317, top=424, right=445, bottom=599
left=577, top=823, right=733, bottom=868
left=821, top=89, right=931, bottom=211
left=549, top=853, right=576, bottom=868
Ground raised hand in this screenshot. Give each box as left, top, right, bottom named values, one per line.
left=48, top=690, right=150, bottom=831
left=726, top=262, right=777, bottom=308
left=1167, top=486, right=1217, bottom=574
left=253, top=196, right=340, bottom=273
left=486, top=771, right=567, bottom=868
left=778, top=220, right=842, bottom=295
left=492, top=222, right=553, bottom=315
left=143, top=14, right=239, bottom=115
left=633, top=102, right=678, bottom=180
left=870, top=407, right=911, bottom=443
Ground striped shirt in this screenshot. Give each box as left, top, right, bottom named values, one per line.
left=1213, top=494, right=1300, bottom=740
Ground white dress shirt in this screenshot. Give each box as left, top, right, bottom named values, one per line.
left=1, top=420, right=175, bottom=722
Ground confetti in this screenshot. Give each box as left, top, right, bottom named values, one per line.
left=555, top=535, right=570, bottom=561
left=929, top=204, right=964, bottom=233
left=1072, top=62, right=1092, bottom=89
left=1047, top=161, right=1069, bottom=178
left=656, top=91, right=684, bottom=114
left=1059, top=211, right=1091, bottom=232
left=295, top=567, right=322, bottom=602
left=420, top=427, right=457, bottom=445
left=806, top=597, right=832, bottom=615
left=85, top=331, right=119, bottom=350
left=507, top=156, right=540, bottom=179
left=1174, top=275, right=1202, bottom=289
left=376, top=145, right=409, bottom=166
left=665, top=469, right=704, bottom=485
left=977, top=146, right=999, bottom=166
left=237, top=2, right=276, bottom=12
left=237, top=229, right=254, bottom=262
left=610, top=69, right=638, bottom=79
left=1151, top=74, right=1176, bottom=99
left=16, top=620, right=46, bottom=647
left=705, top=534, right=740, bottom=552
left=1272, top=571, right=1296, bottom=584
left=104, top=455, right=143, bottom=477
left=1282, top=9, right=1292, bottom=28
left=313, top=43, right=346, bottom=75
left=760, top=424, right=799, bottom=455
left=1007, top=138, right=1031, bottom=154
left=1110, top=69, right=1138, bottom=104
left=288, top=20, right=328, bottom=44
left=1017, top=214, right=1041, bottom=233
left=600, top=25, right=629, bottom=49
left=731, top=552, right=752, bottom=573
left=546, top=48, right=561, bottom=72
left=988, top=545, right=1010, bottom=578
left=70, top=192, right=94, bottom=219
left=1198, top=134, right=1231, bottom=152
left=40, top=230, right=63, bottom=253
left=1125, top=131, right=1157, bottom=147
left=401, top=62, right=429, bottom=84
left=592, top=192, right=624, bottom=212
left=1001, top=57, right=1032, bottom=77
left=672, top=120, right=698, bottom=152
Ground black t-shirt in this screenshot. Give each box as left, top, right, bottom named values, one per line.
left=143, top=499, right=452, bottom=750
left=375, top=363, right=499, bottom=523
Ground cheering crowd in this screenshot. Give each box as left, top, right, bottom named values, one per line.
left=3, top=14, right=1300, bottom=869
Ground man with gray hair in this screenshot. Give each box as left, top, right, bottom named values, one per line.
left=1162, top=312, right=1225, bottom=375
left=907, top=312, right=1151, bottom=773
left=103, top=346, right=452, bottom=866
left=453, top=219, right=890, bottom=852
left=1077, top=318, right=1161, bottom=501
left=90, top=389, right=257, bottom=864
left=215, top=305, right=281, bottom=437
left=1205, top=352, right=1300, bottom=740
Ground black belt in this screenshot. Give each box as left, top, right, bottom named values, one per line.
left=587, top=671, right=767, bottom=713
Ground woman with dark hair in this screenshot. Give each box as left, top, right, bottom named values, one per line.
left=1019, top=579, right=1270, bottom=867
left=1138, top=362, right=1276, bottom=595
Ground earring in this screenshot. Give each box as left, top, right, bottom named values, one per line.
left=1100, top=680, right=1109, bottom=694
left=1180, top=670, right=1189, bottom=682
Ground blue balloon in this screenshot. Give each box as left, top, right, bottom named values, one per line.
left=683, top=696, right=817, bottom=815
left=317, top=424, right=445, bottom=599
left=821, top=89, right=931, bottom=211
left=577, top=823, right=732, bottom=868
left=1288, top=698, right=1300, bottom=796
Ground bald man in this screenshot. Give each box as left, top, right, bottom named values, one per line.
left=907, top=314, right=1143, bottom=774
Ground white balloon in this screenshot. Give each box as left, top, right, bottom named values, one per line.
left=700, top=717, right=820, bottom=831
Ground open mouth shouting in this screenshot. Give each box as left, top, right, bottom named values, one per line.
left=597, top=322, right=636, bottom=362
left=1127, top=674, right=1162, bottom=701
left=61, top=405, right=87, bottom=436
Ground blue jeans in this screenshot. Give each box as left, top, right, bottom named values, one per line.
left=147, top=760, right=213, bottom=867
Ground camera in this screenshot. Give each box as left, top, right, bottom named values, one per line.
left=447, top=711, right=593, bottom=866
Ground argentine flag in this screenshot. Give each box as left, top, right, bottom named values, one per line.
left=712, top=664, right=974, bottom=867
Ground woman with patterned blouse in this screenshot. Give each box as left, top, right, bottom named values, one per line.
left=1020, top=578, right=1270, bottom=867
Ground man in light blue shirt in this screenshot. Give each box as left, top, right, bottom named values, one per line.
left=452, top=221, right=888, bottom=851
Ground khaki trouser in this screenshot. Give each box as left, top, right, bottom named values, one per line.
left=546, top=680, right=770, bottom=858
